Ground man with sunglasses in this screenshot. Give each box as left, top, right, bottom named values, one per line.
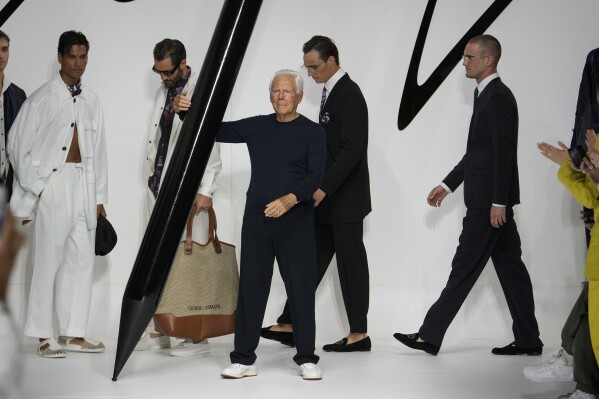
left=135, top=38, right=222, bottom=356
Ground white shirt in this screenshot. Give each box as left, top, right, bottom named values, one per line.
left=7, top=72, right=108, bottom=227
left=322, top=67, right=346, bottom=104
left=476, top=72, right=499, bottom=96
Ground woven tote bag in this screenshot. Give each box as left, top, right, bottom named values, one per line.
left=153, top=207, right=238, bottom=340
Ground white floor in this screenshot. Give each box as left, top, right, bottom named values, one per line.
left=18, top=336, right=575, bottom=399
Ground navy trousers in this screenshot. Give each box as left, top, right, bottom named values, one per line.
left=230, top=204, right=319, bottom=366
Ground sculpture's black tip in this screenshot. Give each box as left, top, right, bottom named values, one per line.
left=112, top=295, right=158, bottom=381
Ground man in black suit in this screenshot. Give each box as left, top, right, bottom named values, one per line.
left=0, top=30, right=26, bottom=200
left=394, top=35, right=543, bottom=356
left=262, top=35, right=372, bottom=352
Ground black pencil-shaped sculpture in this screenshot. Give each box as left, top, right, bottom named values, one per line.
left=113, top=0, right=263, bottom=381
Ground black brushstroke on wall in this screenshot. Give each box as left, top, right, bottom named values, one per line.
left=0, top=0, right=25, bottom=26
left=397, top=0, right=512, bottom=131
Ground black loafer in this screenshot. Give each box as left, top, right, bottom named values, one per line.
left=322, top=336, right=371, bottom=352
left=393, top=332, right=439, bottom=355
left=260, top=326, right=294, bottom=347
left=491, top=341, right=542, bottom=356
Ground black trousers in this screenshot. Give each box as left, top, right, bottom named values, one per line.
left=230, top=205, right=319, bottom=366
left=277, top=221, right=369, bottom=333
left=419, top=208, right=542, bottom=348
left=562, top=282, right=599, bottom=394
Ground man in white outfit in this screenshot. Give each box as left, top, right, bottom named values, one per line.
left=135, top=38, right=222, bottom=357
left=8, top=30, right=107, bottom=358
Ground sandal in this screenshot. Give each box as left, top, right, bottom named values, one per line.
left=38, top=338, right=66, bottom=358
left=58, top=336, right=105, bottom=353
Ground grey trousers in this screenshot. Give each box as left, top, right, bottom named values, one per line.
left=561, top=282, right=599, bottom=394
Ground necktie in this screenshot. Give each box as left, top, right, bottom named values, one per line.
left=320, top=87, right=327, bottom=113
left=473, top=87, right=479, bottom=105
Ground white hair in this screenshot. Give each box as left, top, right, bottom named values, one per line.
left=269, top=69, right=304, bottom=93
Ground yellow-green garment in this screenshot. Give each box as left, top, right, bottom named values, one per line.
left=558, top=160, right=599, bottom=366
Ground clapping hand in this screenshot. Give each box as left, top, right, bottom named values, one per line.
left=537, top=141, right=571, bottom=166
left=581, top=129, right=599, bottom=183
left=584, top=129, right=599, bottom=169
left=580, top=209, right=595, bottom=231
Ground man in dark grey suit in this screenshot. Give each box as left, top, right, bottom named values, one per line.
left=394, top=35, right=543, bottom=355
left=262, top=35, right=372, bottom=352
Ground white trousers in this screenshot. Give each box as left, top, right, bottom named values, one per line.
left=24, top=164, right=95, bottom=338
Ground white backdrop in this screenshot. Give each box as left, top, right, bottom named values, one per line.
left=4, top=0, right=598, bottom=347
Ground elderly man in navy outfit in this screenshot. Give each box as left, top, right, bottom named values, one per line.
left=175, top=69, right=325, bottom=380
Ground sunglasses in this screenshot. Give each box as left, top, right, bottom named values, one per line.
left=152, top=64, right=178, bottom=77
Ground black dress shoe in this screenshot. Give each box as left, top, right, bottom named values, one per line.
left=393, top=332, right=439, bottom=355
left=491, top=341, right=542, bottom=356
left=322, top=336, right=371, bottom=352
left=260, top=326, right=294, bottom=347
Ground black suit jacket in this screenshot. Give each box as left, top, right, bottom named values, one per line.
left=3, top=83, right=26, bottom=200
left=316, top=73, right=371, bottom=224
left=443, top=78, right=520, bottom=209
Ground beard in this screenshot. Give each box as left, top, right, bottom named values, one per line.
left=163, top=71, right=182, bottom=88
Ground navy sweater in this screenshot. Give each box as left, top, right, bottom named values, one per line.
left=217, top=114, right=326, bottom=214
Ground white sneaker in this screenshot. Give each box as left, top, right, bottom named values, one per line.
left=170, top=339, right=209, bottom=357
left=221, top=363, right=257, bottom=379
left=566, top=390, right=598, bottom=399
left=300, top=363, right=322, bottom=380
left=134, top=334, right=170, bottom=351
left=523, top=348, right=573, bottom=382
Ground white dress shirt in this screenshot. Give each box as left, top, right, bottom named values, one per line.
left=322, top=67, right=346, bottom=105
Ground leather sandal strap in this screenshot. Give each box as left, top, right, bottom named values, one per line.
left=40, top=338, right=62, bottom=350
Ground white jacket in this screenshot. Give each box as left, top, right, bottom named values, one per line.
left=144, top=69, right=222, bottom=242
left=8, top=72, right=108, bottom=229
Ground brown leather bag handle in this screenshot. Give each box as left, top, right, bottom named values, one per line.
left=184, top=205, right=222, bottom=255
left=208, top=207, right=222, bottom=254
left=184, top=204, right=196, bottom=255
